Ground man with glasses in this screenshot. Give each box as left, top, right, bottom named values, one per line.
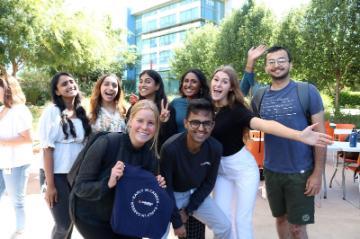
left=160, top=98, right=231, bottom=239
left=252, top=46, right=326, bottom=239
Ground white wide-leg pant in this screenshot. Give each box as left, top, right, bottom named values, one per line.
left=213, top=146, right=260, bottom=239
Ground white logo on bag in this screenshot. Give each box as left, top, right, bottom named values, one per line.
left=200, top=161, right=211, bottom=166
left=302, top=214, right=310, bottom=222
left=138, top=200, right=153, bottom=207
left=131, top=188, right=159, bottom=218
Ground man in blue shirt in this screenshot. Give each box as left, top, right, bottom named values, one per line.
left=252, top=46, right=327, bottom=239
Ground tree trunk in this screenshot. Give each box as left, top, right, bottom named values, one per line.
left=334, top=69, right=341, bottom=114
left=11, top=60, right=18, bottom=76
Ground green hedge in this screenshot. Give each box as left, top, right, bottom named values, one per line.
left=320, top=92, right=334, bottom=113
left=339, top=91, right=360, bottom=108
left=20, top=71, right=51, bottom=106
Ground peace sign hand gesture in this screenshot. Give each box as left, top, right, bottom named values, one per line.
left=159, top=99, right=170, bottom=122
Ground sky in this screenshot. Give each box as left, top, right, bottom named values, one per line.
left=65, top=0, right=312, bottom=27
left=256, top=0, right=310, bottom=19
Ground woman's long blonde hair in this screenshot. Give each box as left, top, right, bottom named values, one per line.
left=0, top=75, right=26, bottom=107
left=128, top=99, right=160, bottom=157
left=89, top=74, right=126, bottom=124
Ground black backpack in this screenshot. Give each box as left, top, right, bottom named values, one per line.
left=251, top=81, right=311, bottom=124
left=67, top=131, right=122, bottom=187
left=67, top=131, right=122, bottom=223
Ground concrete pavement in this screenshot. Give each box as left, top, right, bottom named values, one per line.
left=1, top=152, right=359, bottom=238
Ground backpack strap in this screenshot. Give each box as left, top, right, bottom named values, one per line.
left=295, top=81, right=311, bottom=124
left=105, top=132, right=123, bottom=163
left=251, top=85, right=269, bottom=117
left=67, top=131, right=109, bottom=187
left=68, top=132, right=122, bottom=223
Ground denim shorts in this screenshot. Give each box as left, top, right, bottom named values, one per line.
left=264, top=168, right=314, bottom=225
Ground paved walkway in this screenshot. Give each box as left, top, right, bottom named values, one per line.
left=1, top=152, right=359, bottom=238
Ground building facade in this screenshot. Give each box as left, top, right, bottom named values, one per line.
left=126, top=0, right=225, bottom=93
left=126, top=0, right=245, bottom=93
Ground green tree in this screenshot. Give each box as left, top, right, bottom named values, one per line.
left=35, top=11, right=130, bottom=77
left=301, top=0, right=359, bottom=111
left=0, top=0, right=136, bottom=79
left=274, top=8, right=307, bottom=79
left=171, top=23, right=219, bottom=79
left=215, top=0, right=274, bottom=81
left=0, top=0, right=45, bottom=75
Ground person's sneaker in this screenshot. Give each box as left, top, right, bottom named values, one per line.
left=10, top=230, right=25, bottom=239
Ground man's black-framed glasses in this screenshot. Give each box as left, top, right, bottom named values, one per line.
left=266, top=57, right=289, bottom=66
left=188, top=120, right=214, bottom=130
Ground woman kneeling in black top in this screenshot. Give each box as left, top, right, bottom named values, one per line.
left=72, top=100, right=166, bottom=239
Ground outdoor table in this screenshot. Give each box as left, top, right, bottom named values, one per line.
left=328, top=141, right=360, bottom=201
left=333, top=128, right=352, bottom=141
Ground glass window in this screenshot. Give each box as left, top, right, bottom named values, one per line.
left=143, top=10, right=157, bottom=18
left=158, top=3, right=177, bottom=12
left=180, top=0, right=199, bottom=6
left=202, top=0, right=224, bottom=23
left=144, top=19, right=157, bottom=32
left=141, top=53, right=157, bottom=66
left=178, top=31, right=187, bottom=42
left=136, top=36, right=142, bottom=51
left=135, top=17, right=142, bottom=33
left=142, top=39, right=150, bottom=49
left=180, top=7, right=199, bottom=23
left=206, top=0, right=214, bottom=7
left=159, top=50, right=171, bottom=64
left=150, top=53, right=157, bottom=65
left=141, top=54, right=150, bottom=65
left=150, top=38, right=157, bottom=48
left=159, top=33, right=176, bottom=46
left=159, top=14, right=176, bottom=28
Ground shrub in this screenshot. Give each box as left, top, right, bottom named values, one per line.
left=332, top=112, right=360, bottom=128
left=339, top=91, right=360, bottom=108
left=320, top=92, right=334, bottom=114
left=19, top=71, right=51, bottom=106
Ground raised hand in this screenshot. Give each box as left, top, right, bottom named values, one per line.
left=159, top=99, right=170, bottom=122
left=299, top=123, right=333, bottom=147
left=245, top=45, right=267, bottom=72
left=129, top=93, right=139, bottom=106
left=247, top=44, right=267, bottom=62
left=108, top=161, right=125, bottom=188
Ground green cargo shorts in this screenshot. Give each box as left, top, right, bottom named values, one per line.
left=264, top=168, right=314, bottom=225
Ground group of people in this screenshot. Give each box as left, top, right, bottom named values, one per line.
left=0, top=45, right=332, bottom=239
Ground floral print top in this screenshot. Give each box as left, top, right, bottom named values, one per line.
left=91, top=107, right=126, bottom=133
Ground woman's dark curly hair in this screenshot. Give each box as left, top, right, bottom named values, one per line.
left=50, top=72, right=91, bottom=140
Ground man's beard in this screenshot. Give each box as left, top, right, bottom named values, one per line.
left=271, top=69, right=290, bottom=81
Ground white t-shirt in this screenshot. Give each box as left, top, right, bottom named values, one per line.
left=0, top=104, right=33, bottom=168
left=38, top=104, right=85, bottom=173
